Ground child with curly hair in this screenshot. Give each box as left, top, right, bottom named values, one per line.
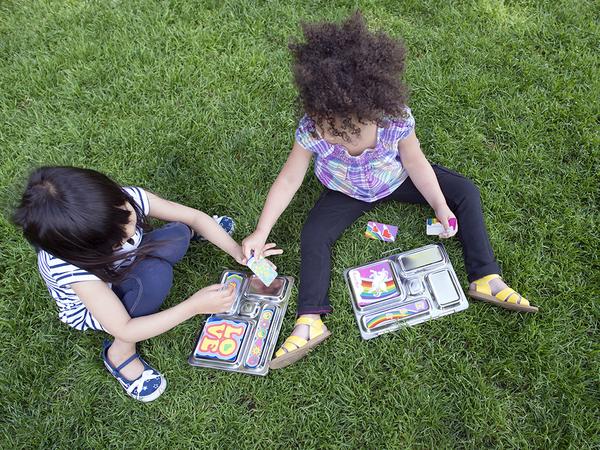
left=242, top=12, right=538, bottom=369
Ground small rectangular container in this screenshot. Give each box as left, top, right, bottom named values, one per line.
left=189, top=270, right=293, bottom=376
left=345, top=244, right=468, bottom=340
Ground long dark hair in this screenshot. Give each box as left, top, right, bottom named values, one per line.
left=13, top=166, right=158, bottom=283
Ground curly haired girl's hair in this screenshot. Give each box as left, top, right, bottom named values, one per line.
left=289, top=11, right=409, bottom=141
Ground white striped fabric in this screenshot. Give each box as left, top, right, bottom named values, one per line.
left=37, top=186, right=150, bottom=331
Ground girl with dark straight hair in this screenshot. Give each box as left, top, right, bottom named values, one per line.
left=14, top=166, right=281, bottom=402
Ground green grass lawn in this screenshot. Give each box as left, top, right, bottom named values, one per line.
left=1, top=0, right=598, bottom=448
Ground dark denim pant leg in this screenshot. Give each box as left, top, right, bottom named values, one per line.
left=386, top=165, right=501, bottom=282
left=140, top=222, right=192, bottom=266
left=112, top=222, right=192, bottom=318
left=297, top=190, right=376, bottom=315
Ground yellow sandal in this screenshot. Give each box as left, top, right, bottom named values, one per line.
left=269, top=316, right=331, bottom=369
left=468, top=274, right=538, bottom=313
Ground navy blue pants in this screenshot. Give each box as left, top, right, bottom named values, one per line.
left=298, top=165, right=501, bottom=315
left=112, top=222, right=192, bottom=318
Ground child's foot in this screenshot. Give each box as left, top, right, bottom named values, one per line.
left=106, top=340, right=145, bottom=380
left=102, top=340, right=167, bottom=402
left=191, top=215, right=235, bottom=241
left=270, top=314, right=331, bottom=369
left=468, top=274, right=538, bottom=313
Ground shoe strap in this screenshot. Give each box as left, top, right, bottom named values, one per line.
left=472, top=274, right=501, bottom=294
left=116, top=353, right=141, bottom=373
left=126, top=370, right=161, bottom=399
left=496, top=287, right=531, bottom=306
left=283, top=335, right=308, bottom=351
left=296, top=317, right=325, bottom=340
left=296, top=316, right=323, bottom=327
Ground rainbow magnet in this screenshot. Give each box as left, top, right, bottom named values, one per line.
left=348, top=260, right=401, bottom=308
left=426, top=217, right=457, bottom=235
left=364, top=300, right=430, bottom=330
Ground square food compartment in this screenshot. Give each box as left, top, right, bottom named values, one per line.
left=194, top=317, right=248, bottom=363
left=427, top=270, right=460, bottom=306
left=362, top=299, right=430, bottom=331
left=246, top=275, right=287, bottom=300
left=348, top=260, right=403, bottom=309
left=398, top=246, right=444, bottom=273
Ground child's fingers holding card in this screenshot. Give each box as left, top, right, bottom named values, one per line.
left=262, top=242, right=283, bottom=258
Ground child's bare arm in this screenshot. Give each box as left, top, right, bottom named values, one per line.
left=398, top=131, right=458, bottom=237
left=242, top=142, right=312, bottom=258
left=146, top=192, right=245, bottom=263
left=72, top=280, right=235, bottom=343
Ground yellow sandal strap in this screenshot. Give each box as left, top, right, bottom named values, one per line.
left=283, top=335, right=308, bottom=350
left=472, top=274, right=501, bottom=295
left=296, top=317, right=325, bottom=341
left=495, top=288, right=521, bottom=305
left=275, top=335, right=309, bottom=358
left=296, top=317, right=319, bottom=326
left=496, top=288, right=529, bottom=306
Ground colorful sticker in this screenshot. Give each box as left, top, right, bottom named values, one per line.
left=365, top=300, right=430, bottom=330
left=349, top=261, right=400, bottom=307
left=195, top=317, right=247, bottom=362
left=244, top=306, right=275, bottom=368
left=426, top=217, right=457, bottom=235
left=247, top=256, right=278, bottom=287
left=365, top=221, right=398, bottom=242
left=223, top=272, right=244, bottom=297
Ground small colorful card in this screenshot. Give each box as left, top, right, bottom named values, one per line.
left=426, top=217, right=457, bottom=235
left=365, top=221, right=398, bottom=242
left=247, top=255, right=278, bottom=287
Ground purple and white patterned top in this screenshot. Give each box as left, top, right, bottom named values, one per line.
left=295, top=108, right=416, bottom=202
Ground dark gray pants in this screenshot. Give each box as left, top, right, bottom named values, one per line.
left=298, top=165, right=500, bottom=315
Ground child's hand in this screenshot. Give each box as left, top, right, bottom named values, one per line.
left=191, top=283, right=236, bottom=314
left=233, top=246, right=247, bottom=265
left=261, top=243, right=284, bottom=258
left=242, top=230, right=269, bottom=260
left=434, top=205, right=458, bottom=239
left=233, top=242, right=281, bottom=265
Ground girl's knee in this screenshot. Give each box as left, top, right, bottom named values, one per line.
left=462, top=178, right=480, bottom=200
left=301, top=219, right=336, bottom=247
left=147, top=222, right=191, bottom=264
left=130, top=258, right=173, bottom=316
left=446, top=177, right=480, bottom=207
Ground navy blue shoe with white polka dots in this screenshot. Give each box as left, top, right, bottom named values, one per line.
left=102, top=340, right=166, bottom=402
